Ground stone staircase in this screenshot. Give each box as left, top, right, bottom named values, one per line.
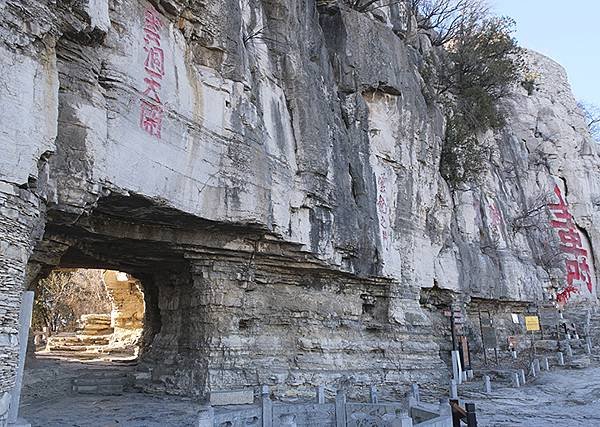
left=78, top=313, right=114, bottom=335
left=44, top=314, right=114, bottom=356
left=71, top=365, right=134, bottom=395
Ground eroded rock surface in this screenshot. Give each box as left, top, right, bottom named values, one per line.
left=1, top=0, right=599, bottom=406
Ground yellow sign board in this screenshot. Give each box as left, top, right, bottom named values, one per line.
left=525, top=315, right=540, bottom=331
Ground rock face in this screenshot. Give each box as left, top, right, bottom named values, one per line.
left=103, top=271, right=144, bottom=346
left=1, top=0, right=599, bottom=403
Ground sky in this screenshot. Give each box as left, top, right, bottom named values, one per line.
left=491, top=0, right=600, bottom=106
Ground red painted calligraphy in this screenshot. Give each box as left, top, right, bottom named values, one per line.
left=377, top=175, right=390, bottom=243
left=140, top=8, right=164, bottom=138
left=488, top=200, right=504, bottom=238
left=548, top=184, right=593, bottom=303
left=489, top=202, right=502, bottom=228
left=140, top=100, right=163, bottom=137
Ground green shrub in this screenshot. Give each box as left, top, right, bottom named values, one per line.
left=439, top=16, right=522, bottom=187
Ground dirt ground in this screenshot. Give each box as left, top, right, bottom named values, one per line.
left=22, top=393, right=201, bottom=427
left=463, top=364, right=600, bottom=426
left=20, top=358, right=200, bottom=427
left=18, top=357, right=600, bottom=426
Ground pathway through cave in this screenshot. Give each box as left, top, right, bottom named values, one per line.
left=22, top=268, right=147, bottom=408
left=32, top=268, right=146, bottom=363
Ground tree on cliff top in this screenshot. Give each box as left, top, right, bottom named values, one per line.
left=439, top=15, right=522, bottom=187
left=407, top=0, right=488, bottom=45
left=578, top=102, right=600, bottom=143
left=342, top=0, right=522, bottom=187
left=344, top=0, right=489, bottom=46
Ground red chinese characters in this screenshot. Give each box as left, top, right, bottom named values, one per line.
left=488, top=200, right=503, bottom=236
left=548, top=184, right=593, bottom=303
left=140, top=8, right=165, bottom=138
left=377, top=175, right=390, bottom=243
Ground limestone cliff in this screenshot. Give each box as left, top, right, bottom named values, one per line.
left=1, top=0, right=598, bottom=405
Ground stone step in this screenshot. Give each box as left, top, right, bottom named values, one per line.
left=72, top=368, right=133, bottom=395
left=75, top=368, right=133, bottom=378
left=46, top=335, right=111, bottom=348
left=80, top=314, right=111, bottom=322
left=73, top=376, right=130, bottom=387
left=47, top=337, right=110, bottom=345
left=77, top=328, right=114, bottom=335
left=72, top=383, right=124, bottom=395
left=46, top=341, right=108, bottom=350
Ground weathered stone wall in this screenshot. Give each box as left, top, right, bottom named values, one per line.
left=0, top=11, right=56, bottom=393
left=103, top=271, right=144, bottom=345
left=1, top=0, right=599, bottom=402
left=138, top=256, right=444, bottom=398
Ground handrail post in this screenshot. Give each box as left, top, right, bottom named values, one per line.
left=410, top=383, right=420, bottom=403
left=261, top=385, right=272, bottom=427
left=316, top=384, right=325, bottom=404
left=335, top=389, right=346, bottom=427
left=465, top=402, right=477, bottom=427
left=369, top=385, right=378, bottom=404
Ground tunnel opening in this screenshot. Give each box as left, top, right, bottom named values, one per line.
left=15, top=193, right=220, bottom=426
left=31, top=268, right=146, bottom=362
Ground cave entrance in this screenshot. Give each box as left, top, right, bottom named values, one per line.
left=31, top=268, right=145, bottom=362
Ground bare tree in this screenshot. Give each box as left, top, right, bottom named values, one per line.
left=342, top=0, right=386, bottom=12
left=342, top=0, right=489, bottom=47
left=407, top=0, right=489, bottom=45
left=32, top=269, right=111, bottom=333
left=578, top=101, right=600, bottom=142
left=510, top=190, right=552, bottom=234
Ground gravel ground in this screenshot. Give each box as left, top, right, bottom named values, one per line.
left=22, top=393, right=201, bottom=427
left=20, top=358, right=201, bottom=427
left=18, top=358, right=600, bottom=426
left=463, top=365, right=600, bottom=426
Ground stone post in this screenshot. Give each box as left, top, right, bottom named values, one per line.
left=557, top=352, right=565, bottom=366
left=534, top=359, right=540, bottom=374
left=466, top=369, right=474, bottom=381
left=542, top=357, right=549, bottom=371
left=519, top=369, right=526, bottom=385
left=439, top=398, right=452, bottom=417
left=316, top=384, right=325, bottom=404
left=335, top=389, right=346, bottom=427
left=566, top=342, right=573, bottom=358
left=261, top=385, right=272, bottom=427
left=530, top=361, right=536, bottom=378
left=399, top=410, right=413, bottom=427
left=512, top=373, right=520, bottom=388
left=369, top=385, right=378, bottom=404
left=511, top=350, right=517, bottom=359
left=450, top=380, right=458, bottom=400
left=410, top=383, right=420, bottom=402
left=451, top=350, right=462, bottom=384
left=8, top=291, right=34, bottom=425
left=483, top=376, right=491, bottom=393
left=197, top=406, right=214, bottom=427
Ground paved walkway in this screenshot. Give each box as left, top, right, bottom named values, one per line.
left=463, top=365, right=600, bottom=426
